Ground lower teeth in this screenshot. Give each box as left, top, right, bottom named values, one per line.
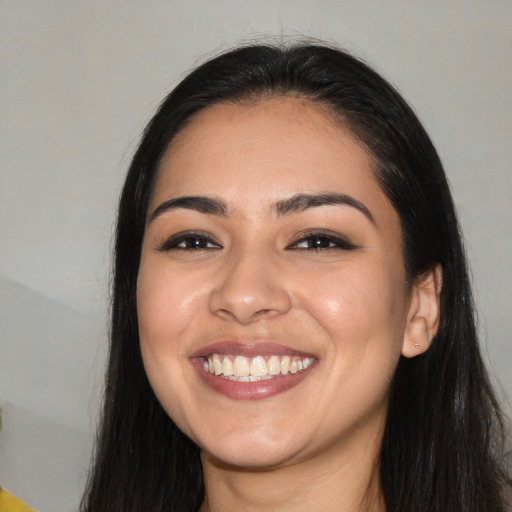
left=224, top=375, right=274, bottom=382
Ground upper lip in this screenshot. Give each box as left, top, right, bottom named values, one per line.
left=189, top=341, right=316, bottom=359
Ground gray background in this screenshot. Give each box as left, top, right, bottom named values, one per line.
left=1, top=1, right=511, bottom=510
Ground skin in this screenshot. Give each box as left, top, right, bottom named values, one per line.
left=137, top=97, right=440, bottom=511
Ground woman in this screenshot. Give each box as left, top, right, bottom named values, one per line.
left=81, top=43, right=511, bottom=511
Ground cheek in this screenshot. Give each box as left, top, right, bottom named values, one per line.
left=299, top=261, right=408, bottom=366
left=136, top=264, right=208, bottom=430
left=308, top=263, right=404, bottom=321
left=136, top=262, right=209, bottom=404
left=137, top=263, right=205, bottom=344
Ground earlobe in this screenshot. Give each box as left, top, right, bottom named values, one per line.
left=402, top=264, right=442, bottom=358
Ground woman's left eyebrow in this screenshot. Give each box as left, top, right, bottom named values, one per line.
left=274, top=192, right=375, bottom=224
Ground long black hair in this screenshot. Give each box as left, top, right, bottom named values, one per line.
left=81, top=43, right=511, bottom=511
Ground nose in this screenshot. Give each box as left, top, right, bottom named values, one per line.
left=209, top=250, right=292, bottom=325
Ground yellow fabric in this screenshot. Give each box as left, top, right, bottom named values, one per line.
left=0, top=488, right=35, bottom=512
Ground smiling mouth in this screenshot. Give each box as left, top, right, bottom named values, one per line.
left=202, top=354, right=316, bottom=381
left=191, top=342, right=317, bottom=399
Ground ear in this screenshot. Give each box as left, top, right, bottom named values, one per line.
left=402, top=264, right=442, bottom=358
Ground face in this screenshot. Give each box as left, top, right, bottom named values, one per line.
left=137, top=97, right=413, bottom=469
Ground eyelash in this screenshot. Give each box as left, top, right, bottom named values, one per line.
left=158, top=231, right=222, bottom=252
left=286, top=230, right=358, bottom=251
left=157, top=230, right=358, bottom=252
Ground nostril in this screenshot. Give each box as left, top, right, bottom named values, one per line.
left=213, top=306, right=282, bottom=324
left=253, top=308, right=275, bottom=319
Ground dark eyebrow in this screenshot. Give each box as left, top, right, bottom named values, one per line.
left=274, top=192, right=375, bottom=224
left=149, top=196, right=228, bottom=222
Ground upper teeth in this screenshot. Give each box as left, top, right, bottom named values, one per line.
left=203, top=354, right=315, bottom=380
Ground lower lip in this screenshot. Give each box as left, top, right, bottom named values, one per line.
left=191, top=358, right=315, bottom=400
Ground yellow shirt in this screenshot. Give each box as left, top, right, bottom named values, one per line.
left=0, top=488, right=35, bottom=512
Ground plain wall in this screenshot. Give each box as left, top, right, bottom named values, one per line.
left=1, top=1, right=511, bottom=510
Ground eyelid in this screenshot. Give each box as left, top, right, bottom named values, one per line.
left=157, top=230, right=223, bottom=251
left=285, top=229, right=359, bottom=250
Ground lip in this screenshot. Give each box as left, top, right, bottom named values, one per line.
left=190, top=341, right=318, bottom=400
left=190, top=341, right=316, bottom=358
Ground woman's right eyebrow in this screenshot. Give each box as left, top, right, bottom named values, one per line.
left=149, top=195, right=228, bottom=222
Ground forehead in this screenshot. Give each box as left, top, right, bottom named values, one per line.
left=151, top=97, right=389, bottom=217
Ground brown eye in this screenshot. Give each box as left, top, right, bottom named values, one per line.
left=287, top=231, right=358, bottom=251
left=159, top=232, right=222, bottom=251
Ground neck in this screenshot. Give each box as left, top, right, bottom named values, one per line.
left=199, top=415, right=386, bottom=512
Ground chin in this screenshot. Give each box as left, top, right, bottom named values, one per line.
left=196, top=426, right=304, bottom=470
left=201, top=444, right=297, bottom=470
